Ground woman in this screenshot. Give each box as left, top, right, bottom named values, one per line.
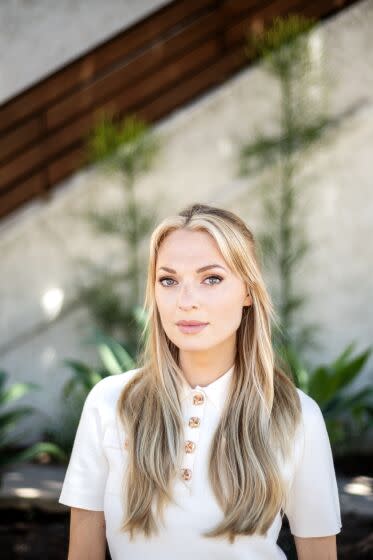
left=59, top=203, right=342, bottom=559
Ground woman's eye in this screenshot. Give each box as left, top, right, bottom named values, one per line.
left=157, top=275, right=222, bottom=287
left=204, top=275, right=223, bottom=285
left=158, top=277, right=175, bottom=287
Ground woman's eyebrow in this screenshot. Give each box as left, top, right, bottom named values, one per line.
left=158, top=264, right=227, bottom=273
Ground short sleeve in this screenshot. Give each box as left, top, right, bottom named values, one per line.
left=58, top=381, right=109, bottom=511
left=283, top=391, right=342, bottom=537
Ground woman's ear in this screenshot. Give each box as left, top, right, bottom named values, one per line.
left=243, top=292, right=252, bottom=308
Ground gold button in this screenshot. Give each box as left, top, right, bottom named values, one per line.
left=188, top=416, right=200, bottom=428
left=181, top=468, right=192, bottom=481
left=124, top=438, right=129, bottom=450
left=193, top=392, right=205, bottom=405
left=184, top=440, right=196, bottom=453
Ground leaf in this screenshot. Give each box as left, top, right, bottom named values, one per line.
left=324, top=386, right=373, bottom=417
left=85, top=329, right=135, bottom=373
left=0, top=382, right=40, bottom=406
left=282, top=295, right=305, bottom=316
left=330, top=347, right=372, bottom=394
left=62, top=377, right=78, bottom=399
left=330, top=342, right=356, bottom=370
left=97, top=341, right=135, bottom=374
left=0, top=407, right=35, bottom=433
left=62, top=359, right=102, bottom=391
left=85, top=112, right=161, bottom=180
left=238, top=134, right=281, bottom=176
left=325, top=418, right=347, bottom=447
left=308, top=365, right=339, bottom=405
left=0, top=442, right=67, bottom=468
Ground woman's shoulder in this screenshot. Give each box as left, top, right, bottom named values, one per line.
left=293, top=387, right=330, bottom=455
left=295, top=387, right=324, bottom=423
left=86, top=367, right=143, bottom=408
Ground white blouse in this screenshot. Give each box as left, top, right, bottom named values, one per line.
left=59, top=365, right=342, bottom=559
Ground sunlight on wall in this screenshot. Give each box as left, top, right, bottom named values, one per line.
left=41, top=288, right=64, bottom=320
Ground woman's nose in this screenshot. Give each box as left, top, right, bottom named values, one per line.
left=177, top=284, right=198, bottom=309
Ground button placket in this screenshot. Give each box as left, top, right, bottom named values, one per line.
left=180, top=389, right=206, bottom=485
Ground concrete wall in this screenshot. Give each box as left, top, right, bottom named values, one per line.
left=0, top=0, right=170, bottom=103
left=0, top=0, right=372, bottom=445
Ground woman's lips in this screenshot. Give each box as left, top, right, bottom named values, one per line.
left=176, top=323, right=209, bottom=334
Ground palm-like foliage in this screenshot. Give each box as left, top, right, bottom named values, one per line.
left=46, top=306, right=148, bottom=459
left=0, top=371, right=64, bottom=478
left=279, top=342, right=373, bottom=452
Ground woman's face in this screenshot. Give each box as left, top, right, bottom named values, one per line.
left=154, top=229, right=252, bottom=352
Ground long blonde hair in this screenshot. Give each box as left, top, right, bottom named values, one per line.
left=116, top=203, right=301, bottom=543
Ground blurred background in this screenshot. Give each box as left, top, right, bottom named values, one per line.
left=0, top=0, right=372, bottom=558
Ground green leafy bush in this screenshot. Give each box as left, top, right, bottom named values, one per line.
left=0, top=370, right=64, bottom=483
left=46, top=314, right=146, bottom=460
left=279, top=342, right=373, bottom=453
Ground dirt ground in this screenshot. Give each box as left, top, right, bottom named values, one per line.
left=0, top=508, right=371, bottom=559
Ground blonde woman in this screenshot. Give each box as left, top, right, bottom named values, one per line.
left=59, top=203, right=342, bottom=559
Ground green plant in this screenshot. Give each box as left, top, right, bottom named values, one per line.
left=46, top=321, right=148, bottom=459
left=62, top=328, right=138, bottom=397
left=43, top=388, right=87, bottom=461
left=238, top=15, right=353, bottom=354
left=279, top=342, right=373, bottom=453
left=72, top=111, right=163, bottom=357
left=0, top=370, right=64, bottom=483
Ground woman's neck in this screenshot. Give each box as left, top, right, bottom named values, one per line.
left=178, top=346, right=236, bottom=389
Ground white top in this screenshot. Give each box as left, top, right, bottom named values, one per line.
left=58, top=366, right=342, bottom=559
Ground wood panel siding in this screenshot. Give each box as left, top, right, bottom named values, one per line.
left=0, top=0, right=358, bottom=220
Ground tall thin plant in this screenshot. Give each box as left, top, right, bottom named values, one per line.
left=75, top=111, right=163, bottom=358
left=238, top=15, right=346, bottom=354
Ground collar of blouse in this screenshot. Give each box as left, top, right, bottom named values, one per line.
left=178, top=363, right=235, bottom=413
